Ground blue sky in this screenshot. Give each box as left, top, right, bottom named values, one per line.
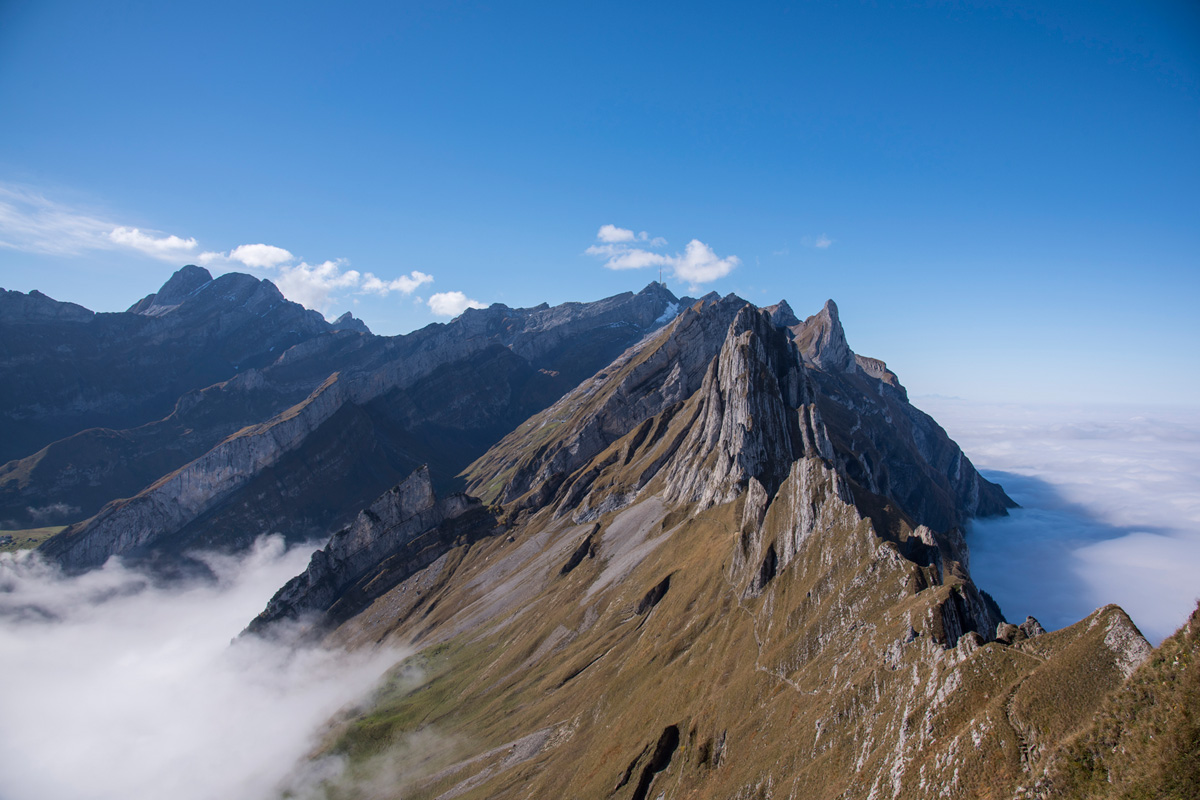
left=1, top=0, right=1197, bottom=404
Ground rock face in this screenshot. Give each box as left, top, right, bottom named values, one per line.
left=238, top=292, right=1166, bottom=800
left=247, top=466, right=496, bottom=635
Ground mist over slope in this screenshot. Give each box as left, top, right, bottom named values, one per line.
left=0, top=537, right=401, bottom=800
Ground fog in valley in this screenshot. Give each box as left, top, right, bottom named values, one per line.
left=924, top=399, right=1200, bottom=644
left=0, top=536, right=403, bottom=800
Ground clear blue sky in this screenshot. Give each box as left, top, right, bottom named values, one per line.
left=1, top=0, right=1197, bottom=404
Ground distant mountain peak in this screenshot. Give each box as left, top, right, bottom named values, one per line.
left=128, top=264, right=213, bottom=314
left=332, top=311, right=371, bottom=335
left=763, top=298, right=799, bottom=328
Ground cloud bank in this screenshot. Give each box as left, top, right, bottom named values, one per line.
left=0, top=537, right=403, bottom=800
left=586, top=224, right=738, bottom=287
left=919, top=399, right=1200, bottom=644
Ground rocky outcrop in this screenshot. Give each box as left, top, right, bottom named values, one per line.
left=794, top=299, right=856, bottom=372
left=331, top=311, right=371, bottom=334
left=661, top=305, right=811, bottom=509
left=247, top=466, right=496, bottom=635
left=469, top=294, right=1010, bottom=543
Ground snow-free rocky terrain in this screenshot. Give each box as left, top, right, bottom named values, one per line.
left=3, top=268, right=1194, bottom=798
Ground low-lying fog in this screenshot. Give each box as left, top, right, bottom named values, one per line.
left=921, top=399, right=1200, bottom=645
left=0, top=536, right=402, bottom=800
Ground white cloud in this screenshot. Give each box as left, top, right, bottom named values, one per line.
left=361, top=270, right=433, bottom=296
left=428, top=291, right=486, bottom=317
left=229, top=243, right=295, bottom=269
left=197, top=244, right=434, bottom=314
left=595, top=225, right=665, bottom=246
left=275, top=260, right=362, bottom=313
left=0, top=536, right=403, bottom=800
left=814, top=234, right=833, bottom=249
left=587, top=226, right=738, bottom=287
left=920, top=399, right=1200, bottom=644
left=108, top=227, right=198, bottom=261
left=597, top=224, right=638, bottom=243
left=196, top=250, right=230, bottom=267
left=673, top=239, right=740, bottom=284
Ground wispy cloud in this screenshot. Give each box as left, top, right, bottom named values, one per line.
left=814, top=234, right=833, bottom=249
left=586, top=224, right=738, bottom=288
left=0, top=183, right=196, bottom=261
left=0, top=536, right=403, bottom=800
left=0, top=183, right=439, bottom=317
left=920, top=399, right=1200, bottom=644
left=107, top=227, right=198, bottom=261
left=428, top=291, right=486, bottom=318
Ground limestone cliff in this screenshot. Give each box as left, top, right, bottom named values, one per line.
left=248, top=466, right=496, bottom=635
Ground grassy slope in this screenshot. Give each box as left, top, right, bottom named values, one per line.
left=0, top=525, right=65, bottom=553
left=298, top=392, right=1150, bottom=800
left=1039, top=602, right=1200, bottom=800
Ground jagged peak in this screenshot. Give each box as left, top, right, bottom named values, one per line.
left=636, top=281, right=679, bottom=301
left=660, top=304, right=811, bottom=509
left=763, top=299, right=799, bottom=328
left=332, top=311, right=371, bottom=334
left=796, top=298, right=856, bottom=373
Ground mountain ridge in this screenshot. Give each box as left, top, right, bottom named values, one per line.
left=232, top=286, right=1166, bottom=800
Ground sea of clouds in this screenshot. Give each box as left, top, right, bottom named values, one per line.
left=919, top=399, right=1200, bottom=645
left=0, top=536, right=403, bottom=800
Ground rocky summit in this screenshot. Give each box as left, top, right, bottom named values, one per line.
left=4, top=272, right=1192, bottom=798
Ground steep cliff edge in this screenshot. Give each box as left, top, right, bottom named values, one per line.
left=260, top=295, right=1149, bottom=800
left=247, top=466, right=497, bottom=636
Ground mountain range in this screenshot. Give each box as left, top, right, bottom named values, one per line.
left=1, top=267, right=1195, bottom=798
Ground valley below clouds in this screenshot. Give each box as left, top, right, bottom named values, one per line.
left=922, top=398, right=1200, bottom=645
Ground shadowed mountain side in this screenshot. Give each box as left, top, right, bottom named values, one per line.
left=0, top=267, right=333, bottom=464
left=38, top=283, right=684, bottom=572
